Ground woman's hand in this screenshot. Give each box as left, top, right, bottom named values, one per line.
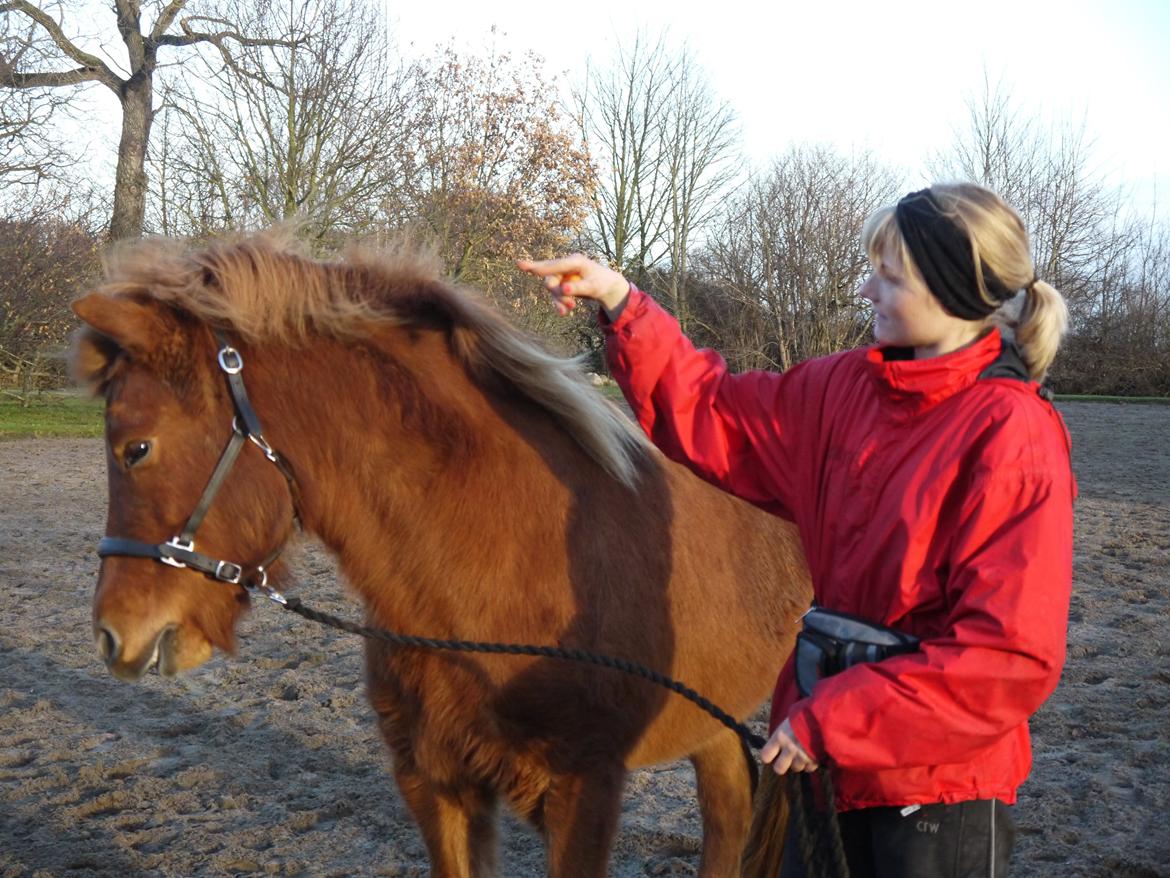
left=516, top=254, right=630, bottom=317
left=760, top=719, right=819, bottom=775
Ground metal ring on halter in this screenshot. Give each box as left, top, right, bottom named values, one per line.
left=245, top=567, right=287, bottom=605
left=230, top=415, right=278, bottom=462
left=247, top=432, right=279, bottom=463
left=217, top=346, right=244, bottom=374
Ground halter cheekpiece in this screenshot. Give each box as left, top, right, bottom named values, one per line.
left=97, top=332, right=299, bottom=602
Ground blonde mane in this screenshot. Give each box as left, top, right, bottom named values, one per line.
left=99, top=231, right=651, bottom=487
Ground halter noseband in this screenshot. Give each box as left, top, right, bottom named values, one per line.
left=97, top=332, right=299, bottom=598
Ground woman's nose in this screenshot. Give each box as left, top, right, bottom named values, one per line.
left=859, top=276, right=877, bottom=302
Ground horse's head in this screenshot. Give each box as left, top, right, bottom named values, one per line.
left=72, top=291, right=296, bottom=681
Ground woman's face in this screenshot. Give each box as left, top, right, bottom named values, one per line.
left=859, top=240, right=983, bottom=358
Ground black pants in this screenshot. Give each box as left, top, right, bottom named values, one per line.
left=779, top=798, right=1017, bottom=878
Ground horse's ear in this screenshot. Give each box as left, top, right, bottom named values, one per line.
left=71, top=293, right=168, bottom=390
left=72, top=293, right=166, bottom=359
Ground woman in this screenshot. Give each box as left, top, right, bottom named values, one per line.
left=519, top=183, right=1076, bottom=876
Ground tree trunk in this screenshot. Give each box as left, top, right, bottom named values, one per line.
left=109, top=71, right=153, bottom=241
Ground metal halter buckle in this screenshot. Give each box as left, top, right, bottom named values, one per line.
left=217, top=346, right=244, bottom=374
left=214, top=560, right=243, bottom=584
left=161, top=537, right=193, bottom=568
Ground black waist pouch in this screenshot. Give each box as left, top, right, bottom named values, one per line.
left=795, top=606, right=921, bottom=697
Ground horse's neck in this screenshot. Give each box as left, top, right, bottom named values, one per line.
left=255, top=333, right=586, bottom=625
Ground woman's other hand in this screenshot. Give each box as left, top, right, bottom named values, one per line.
left=760, top=718, right=819, bottom=775
left=516, top=254, right=630, bottom=317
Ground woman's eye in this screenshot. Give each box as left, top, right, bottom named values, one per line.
left=123, top=440, right=152, bottom=468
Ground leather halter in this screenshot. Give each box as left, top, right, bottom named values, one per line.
left=97, top=332, right=299, bottom=594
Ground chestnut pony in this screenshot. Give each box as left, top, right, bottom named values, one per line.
left=72, top=233, right=810, bottom=878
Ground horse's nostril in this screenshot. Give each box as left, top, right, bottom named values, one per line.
left=96, top=625, right=121, bottom=665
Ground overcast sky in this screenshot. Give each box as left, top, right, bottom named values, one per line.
left=68, top=0, right=1168, bottom=218
left=385, top=0, right=1170, bottom=216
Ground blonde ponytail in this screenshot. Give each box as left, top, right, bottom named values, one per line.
left=1011, top=279, right=1068, bottom=382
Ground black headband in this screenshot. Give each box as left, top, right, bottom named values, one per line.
left=894, top=189, right=1015, bottom=320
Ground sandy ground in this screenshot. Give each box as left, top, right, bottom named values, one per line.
left=1, top=401, right=1167, bottom=877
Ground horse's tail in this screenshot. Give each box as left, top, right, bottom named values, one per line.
left=741, top=767, right=789, bottom=878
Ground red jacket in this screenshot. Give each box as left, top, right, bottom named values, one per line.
left=603, top=287, right=1075, bottom=810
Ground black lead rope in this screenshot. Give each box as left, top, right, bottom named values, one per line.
left=272, top=590, right=766, bottom=748
left=787, top=771, right=851, bottom=878
left=250, top=583, right=850, bottom=877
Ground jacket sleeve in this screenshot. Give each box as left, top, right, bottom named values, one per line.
left=787, top=461, right=1075, bottom=770
left=603, top=286, right=812, bottom=518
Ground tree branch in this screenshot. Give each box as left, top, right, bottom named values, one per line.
left=0, top=65, right=111, bottom=89
left=0, top=0, right=121, bottom=88
left=150, top=0, right=189, bottom=42
left=156, top=15, right=296, bottom=50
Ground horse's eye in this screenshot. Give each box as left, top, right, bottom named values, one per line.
left=123, top=440, right=152, bottom=468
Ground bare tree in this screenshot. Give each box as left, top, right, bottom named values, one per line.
left=1058, top=205, right=1170, bottom=394
left=149, top=79, right=236, bottom=235
left=0, top=9, right=72, bottom=190
left=0, top=0, right=291, bottom=240
left=661, top=50, right=738, bottom=330
left=0, top=87, right=68, bottom=192
left=151, top=0, right=413, bottom=242
left=700, top=145, right=900, bottom=370
left=930, top=72, right=1042, bottom=214
left=931, top=75, right=1127, bottom=312
left=576, top=32, right=677, bottom=288
left=577, top=33, right=740, bottom=328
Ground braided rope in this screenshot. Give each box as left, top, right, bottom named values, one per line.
left=785, top=772, right=851, bottom=878
left=787, top=773, right=821, bottom=874
left=277, top=594, right=849, bottom=876
left=816, top=768, right=851, bottom=877
left=282, top=596, right=766, bottom=749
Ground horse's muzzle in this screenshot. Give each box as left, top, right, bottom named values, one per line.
left=95, top=622, right=179, bottom=681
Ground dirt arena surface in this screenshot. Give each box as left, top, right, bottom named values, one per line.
left=1, top=400, right=1167, bottom=877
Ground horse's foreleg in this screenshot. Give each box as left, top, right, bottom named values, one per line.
left=394, top=766, right=499, bottom=878
left=690, top=729, right=755, bottom=877
left=542, top=764, right=625, bottom=878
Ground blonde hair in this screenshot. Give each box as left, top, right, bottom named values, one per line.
left=861, top=183, right=1068, bottom=381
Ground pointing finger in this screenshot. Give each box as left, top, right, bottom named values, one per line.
left=517, top=255, right=589, bottom=279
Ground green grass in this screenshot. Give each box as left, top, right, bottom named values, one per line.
left=0, top=392, right=105, bottom=438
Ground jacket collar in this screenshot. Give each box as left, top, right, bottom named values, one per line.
left=864, top=327, right=1003, bottom=413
